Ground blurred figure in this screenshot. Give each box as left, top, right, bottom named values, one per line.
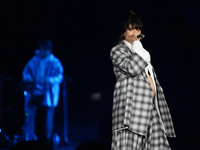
left=22, top=39, right=63, bottom=141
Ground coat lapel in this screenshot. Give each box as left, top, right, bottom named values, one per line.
left=120, top=42, right=134, bottom=55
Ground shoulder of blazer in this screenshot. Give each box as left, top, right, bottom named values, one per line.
left=112, top=41, right=133, bottom=55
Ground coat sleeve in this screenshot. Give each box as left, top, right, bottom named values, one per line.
left=47, top=58, right=63, bottom=84
left=110, top=45, right=148, bottom=76
left=22, top=60, right=34, bottom=82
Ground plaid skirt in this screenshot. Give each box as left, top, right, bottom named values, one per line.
left=111, top=106, right=171, bottom=150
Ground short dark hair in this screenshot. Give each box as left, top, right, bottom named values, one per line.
left=38, top=39, right=53, bottom=51
left=118, top=11, right=143, bottom=43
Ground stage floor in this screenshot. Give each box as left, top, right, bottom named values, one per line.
left=0, top=145, right=78, bottom=150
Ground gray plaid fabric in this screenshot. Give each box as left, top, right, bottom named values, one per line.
left=112, top=130, right=143, bottom=150
left=144, top=105, right=171, bottom=150
left=110, top=42, right=175, bottom=147
left=112, top=106, right=171, bottom=150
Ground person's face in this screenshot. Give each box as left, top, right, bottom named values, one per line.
left=124, top=24, right=141, bottom=44
left=40, top=47, right=52, bottom=58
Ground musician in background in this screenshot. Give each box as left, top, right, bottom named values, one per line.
left=22, top=39, right=63, bottom=141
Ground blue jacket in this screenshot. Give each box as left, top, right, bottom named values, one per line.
left=23, top=53, right=63, bottom=107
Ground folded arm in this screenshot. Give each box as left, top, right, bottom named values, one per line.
left=110, top=46, right=148, bottom=76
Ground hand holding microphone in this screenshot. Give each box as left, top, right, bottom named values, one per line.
left=137, top=34, right=145, bottom=39
left=132, top=34, right=145, bottom=41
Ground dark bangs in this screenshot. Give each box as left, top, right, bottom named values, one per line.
left=122, top=13, right=143, bottom=32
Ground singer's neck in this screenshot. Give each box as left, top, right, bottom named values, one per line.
left=125, top=38, right=139, bottom=44
left=125, top=38, right=133, bottom=44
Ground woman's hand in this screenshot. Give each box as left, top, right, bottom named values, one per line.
left=132, top=33, right=140, bottom=41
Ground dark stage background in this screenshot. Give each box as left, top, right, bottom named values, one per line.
left=0, top=0, right=200, bottom=149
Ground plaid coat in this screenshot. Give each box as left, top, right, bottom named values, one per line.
left=110, top=42, right=175, bottom=137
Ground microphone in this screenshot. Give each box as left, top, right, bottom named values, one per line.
left=137, top=34, right=145, bottom=39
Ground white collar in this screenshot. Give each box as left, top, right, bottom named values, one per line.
left=123, top=40, right=132, bottom=51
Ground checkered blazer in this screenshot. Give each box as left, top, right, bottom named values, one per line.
left=110, top=42, right=175, bottom=137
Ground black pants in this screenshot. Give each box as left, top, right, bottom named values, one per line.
left=26, top=95, right=55, bottom=141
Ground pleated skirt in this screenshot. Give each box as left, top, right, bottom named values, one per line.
left=111, top=106, right=171, bottom=150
